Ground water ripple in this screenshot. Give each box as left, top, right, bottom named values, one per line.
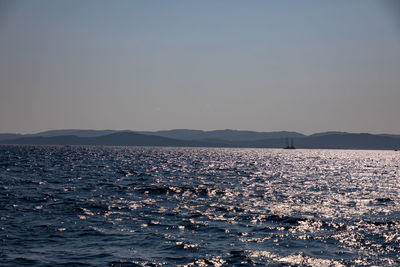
left=0, top=145, right=399, bottom=266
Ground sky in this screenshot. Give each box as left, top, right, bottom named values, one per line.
left=0, top=0, right=399, bottom=135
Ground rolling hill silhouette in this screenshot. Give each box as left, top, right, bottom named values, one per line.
left=138, top=129, right=305, bottom=141
left=0, top=132, right=221, bottom=147
left=1, top=131, right=400, bottom=150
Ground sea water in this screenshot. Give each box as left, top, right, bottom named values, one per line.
left=0, top=145, right=399, bottom=266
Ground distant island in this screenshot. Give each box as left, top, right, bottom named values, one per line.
left=1, top=129, right=400, bottom=150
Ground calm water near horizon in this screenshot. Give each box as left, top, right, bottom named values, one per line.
left=1, top=145, right=399, bottom=266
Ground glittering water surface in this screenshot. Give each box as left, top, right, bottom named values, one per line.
left=1, top=145, right=399, bottom=266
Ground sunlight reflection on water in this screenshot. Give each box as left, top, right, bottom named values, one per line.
left=0, top=145, right=399, bottom=266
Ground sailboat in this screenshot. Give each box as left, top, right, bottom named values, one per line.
left=284, top=138, right=295, bottom=149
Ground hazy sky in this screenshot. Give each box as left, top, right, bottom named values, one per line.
left=1, top=0, right=399, bottom=134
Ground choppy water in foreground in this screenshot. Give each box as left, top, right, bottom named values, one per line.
left=1, top=145, right=399, bottom=266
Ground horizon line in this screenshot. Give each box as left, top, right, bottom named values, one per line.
left=1, top=128, right=400, bottom=136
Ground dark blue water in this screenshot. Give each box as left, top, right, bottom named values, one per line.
left=1, top=145, right=399, bottom=266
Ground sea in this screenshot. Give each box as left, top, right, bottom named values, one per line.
left=0, top=145, right=399, bottom=266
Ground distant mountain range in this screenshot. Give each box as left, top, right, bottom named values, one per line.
left=0, top=129, right=399, bottom=150
left=0, top=132, right=220, bottom=147
left=138, top=129, right=305, bottom=141
left=0, top=129, right=122, bottom=140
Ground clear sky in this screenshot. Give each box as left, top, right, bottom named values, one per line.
left=1, top=0, right=399, bottom=134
